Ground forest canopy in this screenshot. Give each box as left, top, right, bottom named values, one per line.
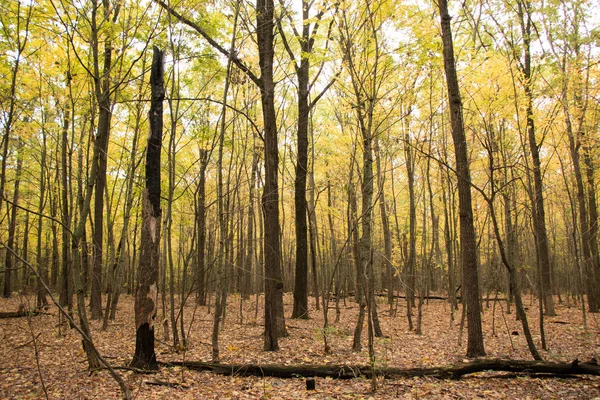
left=0, top=0, right=599, bottom=398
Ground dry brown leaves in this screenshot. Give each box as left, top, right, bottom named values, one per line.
left=1, top=292, right=599, bottom=399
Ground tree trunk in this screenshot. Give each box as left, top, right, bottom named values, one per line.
left=131, top=47, right=164, bottom=370
left=258, top=0, right=286, bottom=351
left=21, top=211, right=30, bottom=288
left=195, top=150, right=208, bottom=306
left=243, top=149, right=258, bottom=299
left=213, top=3, right=240, bottom=361
left=107, top=59, right=146, bottom=322
left=517, top=0, right=556, bottom=316
left=291, top=1, right=312, bottom=320
left=90, top=0, right=117, bottom=321
left=59, top=103, right=72, bottom=305
left=3, top=139, right=23, bottom=298
left=307, top=169, right=321, bottom=310
left=36, top=126, right=48, bottom=307
left=438, top=0, right=486, bottom=357
left=564, top=101, right=596, bottom=310
left=442, top=173, right=456, bottom=314
left=375, top=139, right=393, bottom=307
left=166, top=56, right=180, bottom=349
left=583, top=149, right=600, bottom=311
left=404, top=115, right=417, bottom=314
left=0, top=2, right=30, bottom=227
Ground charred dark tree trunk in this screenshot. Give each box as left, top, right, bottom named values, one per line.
left=131, top=47, right=164, bottom=370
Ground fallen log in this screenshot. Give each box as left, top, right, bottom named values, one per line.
left=0, top=309, right=40, bottom=319
left=161, top=358, right=600, bottom=380
left=337, top=292, right=507, bottom=302
left=373, top=293, right=506, bottom=302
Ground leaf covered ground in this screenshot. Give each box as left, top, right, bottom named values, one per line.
left=1, top=293, right=599, bottom=399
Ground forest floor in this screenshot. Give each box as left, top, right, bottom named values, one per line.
left=0, top=292, right=599, bottom=399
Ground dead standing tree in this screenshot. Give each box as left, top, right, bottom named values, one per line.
left=131, top=46, right=164, bottom=370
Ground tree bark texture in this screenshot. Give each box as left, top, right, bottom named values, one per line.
left=3, top=139, right=23, bottom=298
left=517, top=0, right=556, bottom=316
left=583, top=149, right=600, bottom=311
left=258, top=0, right=286, bottom=351
left=59, top=104, right=72, bottom=307
left=374, top=139, right=393, bottom=306
left=438, top=0, right=486, bottom=357
left=195, top=150, right=208, bottom=306
left=291, top=0, right=312, bottom=320
left=131, top=46, right=164, bottom=370
left=164, top=358, right=600, bottom=380
left=90, top=0, right=118, bottom=321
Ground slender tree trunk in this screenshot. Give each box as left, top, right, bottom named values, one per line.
left=308, top=169, right=320, bottom=310
left=517, top=0, right=556, bottom=316
left=213, top=2, right=240, bottom=361
left=3, top=139, right=23, bottom=298
left=485, top=115, right=541, bottom=360
left=90, top=0, right=118, bottom=321
left=107, top=60, right=146, bottom=322
left=404, top=116, right=417, bottom=313
left=564, top=102, right=596, bottom=311
left=583, top=150, right=600, bottom=311
left=438, top=0, right=486, bottom=357
left=196, top=150, right=208, bottom=306
left=347, top=153, right=363, bottom=350
left=375, top=139, right=393, bottom=307
left=258, top=0, right=286, bottom=351
left=67, top=86, right=110, bottom=371
left=78, top=109, right=92, bottom=297
left=327, top=182, right=339, bottom=307
left=21, top=212, right=30, bottom=289
left=166, top=69, right=180, bottom=349
left=36, top=126, right=49, bottom=307
left=90, top=94, right=111, bottom=319
left=0, top=2, right=31, bottom=224
left=442, top=174, right=456, bottom=314
left=243, top=149, right=259, bottom=300
left=291, top=0, right=313, bottom=320
left=59, top=103, right=72, bottom=305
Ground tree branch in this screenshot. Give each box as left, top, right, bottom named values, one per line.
left=153, top=0, right=261, bottom=87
